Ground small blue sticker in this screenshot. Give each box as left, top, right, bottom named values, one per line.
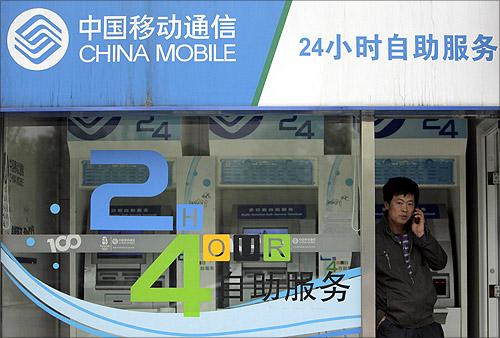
left=52, top=262, right=60, bottom=270
left=50, top=203, right=61, bottom=214
left=26, top=237, right=35, bottom=247
left=203, top=179, right=211, bottom=187
left=345, top=178, right=353, bottom=186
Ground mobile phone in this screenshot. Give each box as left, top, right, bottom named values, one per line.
left=412, top=209, right=420, bottom=224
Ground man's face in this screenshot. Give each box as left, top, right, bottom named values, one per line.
left=384, top=193, right=415, bottom=227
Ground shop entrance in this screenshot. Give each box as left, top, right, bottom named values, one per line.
left=374, top=117, right=468, bottom=337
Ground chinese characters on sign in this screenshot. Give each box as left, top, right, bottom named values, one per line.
left=80, top=14, right=236, bottom=41
left=300, top=34, right=498, bottom=61
left=221, top=272, right=351, bottom=303
left=78, top=14, right=237, bottom=63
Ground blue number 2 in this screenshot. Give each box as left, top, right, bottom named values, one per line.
left=90, top=150, right=173, bottom=231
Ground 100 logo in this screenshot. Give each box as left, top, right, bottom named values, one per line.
left=47, top=235, right=81, bottom=253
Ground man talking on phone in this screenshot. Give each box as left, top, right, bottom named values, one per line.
left=376, top=177, right=447, bottom=338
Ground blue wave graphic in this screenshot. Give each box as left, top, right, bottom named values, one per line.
left=1, top=243, right=361, bottom=337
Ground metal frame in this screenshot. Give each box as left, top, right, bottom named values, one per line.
left=0, top=115, right=4, bottom=338
left=476, top=119, right=500, bottom=337
left=1, top=106, right=499, bottom=114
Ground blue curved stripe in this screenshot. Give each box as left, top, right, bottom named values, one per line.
left=213, top=315, right=361, bottom=336
left=2, top=269, right=114, bottom=338
left=1, top=244, right=360, bottom=336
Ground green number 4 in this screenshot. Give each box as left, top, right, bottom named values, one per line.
left=131, top=235, right=212, bottom=317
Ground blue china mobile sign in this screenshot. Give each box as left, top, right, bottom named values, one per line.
left=0, top=1, right=286, bottom=107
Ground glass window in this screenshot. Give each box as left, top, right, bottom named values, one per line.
left=1, top=112, right=362, bottom=337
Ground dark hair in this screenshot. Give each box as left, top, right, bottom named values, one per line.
left=382, top=177, right=419, bottom=205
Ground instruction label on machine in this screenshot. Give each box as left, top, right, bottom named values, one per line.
left=376, top=158, right=455, bottom=185
left=220, top=159, right=314, bottom=185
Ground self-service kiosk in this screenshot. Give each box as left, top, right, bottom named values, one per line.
left=375, top=118, right=468, bottom=337
left=223, top=203, right=317, bottom=307
left=209, top=115, right=360, bottom=309
left=209, top=115, right=325, bottom=308
left=67, top=115, right=182, bottom=318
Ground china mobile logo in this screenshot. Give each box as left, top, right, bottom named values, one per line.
left=7, top=8, right=69, bottom=71
left=68, top=116, right=122, bottom=140
left=209, top=116, right=263, bottom=139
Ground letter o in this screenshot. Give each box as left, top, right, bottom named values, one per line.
left=208, top=238, right=225, bottom=257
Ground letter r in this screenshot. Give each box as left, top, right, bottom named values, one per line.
left=263, top=234, right=290, bottom=262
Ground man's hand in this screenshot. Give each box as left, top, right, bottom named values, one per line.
left=411, top=208, right=425, bottom=238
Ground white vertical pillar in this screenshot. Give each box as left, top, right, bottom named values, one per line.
left=360, top=113, right=376, bottom=337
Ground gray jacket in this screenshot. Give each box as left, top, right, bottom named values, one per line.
left=376, top=216, right=447, bottom=328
